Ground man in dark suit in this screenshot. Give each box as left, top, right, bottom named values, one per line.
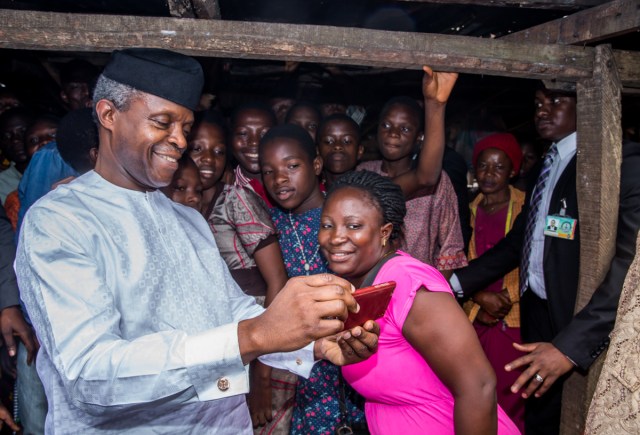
left=451, top=87, right=640, bottom=434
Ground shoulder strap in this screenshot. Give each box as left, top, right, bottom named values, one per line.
left=361, top=252, right=399, bottom=288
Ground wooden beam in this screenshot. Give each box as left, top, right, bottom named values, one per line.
left=395, top=0, right=608, bottom=11
left=0, top=9, right=595, bottom=82
left=503, top=0, right=640, bottom=44
left=562, top=44, right=622, bottom=435
left=191, top=0, right=221, bottom=19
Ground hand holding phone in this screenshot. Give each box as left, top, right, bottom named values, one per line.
left=344, top=281, right=396, bottom=330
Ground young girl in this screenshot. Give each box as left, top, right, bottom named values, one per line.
left=463, top=132, right=525, bottom=432
left=187, top=111, right=294, bottom=435
left=188, top=110, right=227, bottom=216
left=259, top=124, right=366, bottom=434
left=230, top=102, right=277, bottom=206
left=160, top=156, right=203, bottom=211
left=357, top=74, right=467, bottom=276
left=316, top=114, right=364, bottom=189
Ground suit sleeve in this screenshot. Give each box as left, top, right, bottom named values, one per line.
left=455, top=206, right=526, bottom=299
left=0, top=205, right=19, bottom=310
left=553, top=144, right=640, bottom=369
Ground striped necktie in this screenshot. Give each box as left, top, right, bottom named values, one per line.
left=520, top=144, right=559, bottom=295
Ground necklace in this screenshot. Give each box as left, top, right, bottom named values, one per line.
left=288, top=211, right=321, bottom=275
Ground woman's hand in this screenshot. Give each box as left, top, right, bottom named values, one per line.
left=315, top=320, right=380, bottom=366
left=475, top=309, right=499, bottom=326
left=422, top=66, right=458, bottom=105
left=473, top=290, right=512, bottom=319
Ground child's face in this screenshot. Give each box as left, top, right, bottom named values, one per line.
left=188, top=122, right=226, bottom=190
left=25, top=120, right=58, bottom=157
left=0, top=114, right=30, bottom=164
left=519, top=143, right=539, bottom=177
left=261, top=137, right=323, bottom=214
left=475, top=148, right=515, bottom=195
left=231, top=108, right=274, bottom=175
left=287, top=107, right=320, bottom=141
left=61, top=82, right=92, bottom=110
left=317, top=119, right=363, bottom=175
left=377, top=103, right=421, bottom=162
left=161, top=162, right=203, bottom=211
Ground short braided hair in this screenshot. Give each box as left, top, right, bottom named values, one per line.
left=327, top=170, right=406, bottom=242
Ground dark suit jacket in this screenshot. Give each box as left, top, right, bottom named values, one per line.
left=0, top=205, right=20, bottom=311
left=457, top=140, right=640, bottom=370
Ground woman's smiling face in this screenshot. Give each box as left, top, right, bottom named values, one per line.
left=319, top=187, right=391, bottom=287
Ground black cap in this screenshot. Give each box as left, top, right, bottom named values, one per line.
left=103, top=48, right=204, bottom=110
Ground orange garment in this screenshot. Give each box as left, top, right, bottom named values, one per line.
left=464, top=186, right=524, bottom=327
left=4, top=189, right=19, bottom=232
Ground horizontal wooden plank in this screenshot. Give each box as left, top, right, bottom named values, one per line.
left=504, top=0, right=640, bottom=44
left=0, top=9, right=596, bottom=82
left=395, top=0, right=608, bottom=10
left=614, top=49, right=640, bottom=88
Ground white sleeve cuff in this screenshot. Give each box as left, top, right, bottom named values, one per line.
left=449, top=273, right=464, bottom=298
left=258, top=342, right=316, bottom=378
left=185, top=322, right=249, bottom=401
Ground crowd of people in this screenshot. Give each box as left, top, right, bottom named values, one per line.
left=0, top=47, right=637, bottom=435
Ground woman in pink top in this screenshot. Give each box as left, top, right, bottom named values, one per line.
left=318, top=170, right=519, bottom=435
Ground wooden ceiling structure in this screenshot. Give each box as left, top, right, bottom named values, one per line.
left=1, top=1, right=639, bottom=433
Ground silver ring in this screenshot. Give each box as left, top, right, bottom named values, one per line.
left=534, top=373, right=544, bottom=383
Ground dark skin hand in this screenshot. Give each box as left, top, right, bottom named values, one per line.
left=0, top=306, right=38, bottom=364
left=238, top=274, right=380, bottom=366
left=248, top=360, right=273, bottom=427
left=475, top=309, right=499, bottom=326
left=0, top=403, right=19, bottom=432
left=404, top=289, right=497, bottom=434
left=505, top=342, right=574, bottom=398
left=473, top=289, right=512, bottom=319
left=314, top=320, right=380, bottom=365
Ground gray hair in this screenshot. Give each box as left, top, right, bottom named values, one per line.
left=92, top=74, right=142, bottom=112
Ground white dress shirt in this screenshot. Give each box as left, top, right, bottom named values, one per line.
left=16, top=170, right=315, bottom=434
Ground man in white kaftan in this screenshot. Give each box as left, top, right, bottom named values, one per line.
left=15, top=49, right=378, bottom=434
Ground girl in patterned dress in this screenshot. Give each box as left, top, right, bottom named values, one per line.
left=259, top=124, right=366, bottom=434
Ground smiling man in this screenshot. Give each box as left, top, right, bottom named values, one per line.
left=15, top=48, right=379, bottom=434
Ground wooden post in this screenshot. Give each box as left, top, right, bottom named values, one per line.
left=562, top=44, right=622, bottom=434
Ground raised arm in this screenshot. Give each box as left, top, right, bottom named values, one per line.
left=393, top=66, right=458, bottom=198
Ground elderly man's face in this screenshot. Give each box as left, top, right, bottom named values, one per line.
left=98, top=93, right=194, bottom=192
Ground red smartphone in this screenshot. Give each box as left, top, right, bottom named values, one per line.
left=343, top=281, right=396, bottom=330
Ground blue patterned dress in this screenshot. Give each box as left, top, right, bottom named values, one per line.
left=270, top=206, right=367, bottom=435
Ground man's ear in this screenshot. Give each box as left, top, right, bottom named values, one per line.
left=313, top=155, right=323, bottom=176
left=89, top=147, right=99, bottom=167
left=95, top=99, right=116, bottom=131
left=60, top=90, right=69, bottom=104
left=357, top=144, right=365, bottom=161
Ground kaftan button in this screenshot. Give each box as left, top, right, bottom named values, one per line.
left=295, top=358, right=303, bottom=366
left=217, top=377, right=230, bottom=391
